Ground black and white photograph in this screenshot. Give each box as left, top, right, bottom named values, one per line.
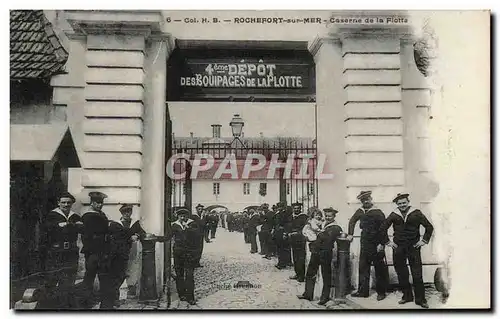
left=8, top=8, right=490, bottom=311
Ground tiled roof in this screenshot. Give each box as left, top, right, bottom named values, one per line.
left=10, top=10, right=68, bottom=80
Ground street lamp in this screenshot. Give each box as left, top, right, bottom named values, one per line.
left=229, top=114, right=244, bottom=138
left=229, top=114, right=246, bottom=150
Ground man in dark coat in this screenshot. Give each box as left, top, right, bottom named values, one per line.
left=80, top=191, right=112, bottom=307
left=190, top=204, right=205, bottom=267
left=286, top=202, right=308, bottom=282
left=168, top=208, right=199, bottom=305
left=209, top=212, right=219, bottom=239
left=202, top=208, right=211, bottom=243
left=106, top=204, right=145, bottom=308
left=227, top=212, right=235, bottom=232
left=242, top=211, right=250, bottom=243
left=348, top=191, right=389, bottom=301
left=298, top=207, right=343, bottom=306
left=42, top=192, right=82, bottom=308
left=380, top=193, right=434, bottom=309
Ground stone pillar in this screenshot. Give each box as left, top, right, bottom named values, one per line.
left=308, top=37, right=349, bottom=223
left=340, top=28, right=407, bottom=216
left=141, top=35, right=174, bottom=295
left=63, top=10, right=173, bottom=295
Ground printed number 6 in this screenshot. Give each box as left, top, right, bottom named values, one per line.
left=166, top=17, right=171, bottom=23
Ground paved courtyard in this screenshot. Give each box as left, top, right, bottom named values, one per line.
left=118, top=227, right=442, bottom=310
left=168, top=228, right=353, bottom=310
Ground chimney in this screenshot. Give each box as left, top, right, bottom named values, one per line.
left=190, top=132, right=194, bottom=138
left=259, top=132, right=264, bottom=138
left=211, top=124, right=222, bottom=138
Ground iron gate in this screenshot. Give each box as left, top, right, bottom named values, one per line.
left=167, top=136, right=318, bottom=212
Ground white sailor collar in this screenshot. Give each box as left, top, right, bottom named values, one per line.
left=360, top=206, right=378, bottom=214
left=293, top=212, right=308, bottom=218
left=172, top=219, right=194, bottom=230
left=393, top=206, right=417, bottom=222
left=51, top=208, right=78, bottom=221
left=115, top=217, right=139, bottom=228
left=322, top=221, right=338, bottom=230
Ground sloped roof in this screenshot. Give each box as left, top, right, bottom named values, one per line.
left=10, top=10, right=68, bottom=80
left=173, top=136, right=315, bottom=149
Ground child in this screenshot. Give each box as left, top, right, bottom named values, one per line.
left=302, top=207, right=325, bottom=242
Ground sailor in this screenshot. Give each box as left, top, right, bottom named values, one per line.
left=285, top=202, right=308, bottom=282
left=209, top=211, right=219, bottom=239
left=106, top=204, right=145, bottom=308
left=347, top=191, right=389, bottom=301
left=298, top=207, right=343, bottom=306
left=42, top=191, right=82, bottom=308
left=168, top=208, right=199, bottom=305
left=273, top=202, right=293, bottom=269
left=258, top=203, right=273, bottom=258
left=247, top=208, right=260, bottom=254
left=80, top=191, right=112, bottom=308
left=191, top=204, right=205, bottom=267
left=380, top=193, right=434, bottom=309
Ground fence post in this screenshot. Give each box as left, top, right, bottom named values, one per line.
left=139, top=233, right=159, bottom=305
left=334, top=234, right=351, bottom=304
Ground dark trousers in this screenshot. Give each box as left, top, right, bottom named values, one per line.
left=243, top=228, right=250, bottom=243
left=357, top=242, right=389, bottom=296
left=393, top=245, right=426, bottom=303
left=210, top=224, right=217, bottom=238
left=276, top=234, right=292, bottom=267
left=249, top=230, right=258, bottom=253
left=303, top=251, right=333, bottom=301
left=221, top=218, right=226, bottom=228
left=174, top=251, right=195, bottom=302
left=44, top=250, right=79, bottom=308
left=194, top=234, right=204, bottom=265
left=104, top=254, right=129, bottom=308
left=291, top=240, right=306, bottom=280
left=204, top=227, right=210, bottom=242
left=258, top=231, right=268, bottom=255
left=83, top=253, right=113, bottom=308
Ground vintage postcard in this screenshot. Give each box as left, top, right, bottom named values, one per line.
left=9, top=9, right=490, bottom=311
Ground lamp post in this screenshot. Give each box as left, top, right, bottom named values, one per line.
left=229, top=114, right=246, bottom=150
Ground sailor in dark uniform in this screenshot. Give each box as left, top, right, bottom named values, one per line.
left=80, top=191, right=112, bottom=307
left=258, top=204, right=273, bottom=258
left=191, top=204, right=205, bottom=267
left=202, top=208, right=211, bottom=243
left=273, top=202, right=293, bottom=269
left=285, top=202, right=308, bottom=282
left=348, top=191, right=389, bottom=300
left=106, top=204, right=145, bottom=308
left=168, top=208, right=199, bottom=305
left=42, top=192, right=82, bottom=308
left=227, top=212, right=235, bottom=232
left=380, top=193, right=434, bottom=309
left=298, top=207, right=343, bottom=306
left=247, top=208, right=260, bottom=254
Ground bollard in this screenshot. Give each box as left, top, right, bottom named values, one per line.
left=139, top=233, right=159, bottom=305
left=334, top=234, right=351, bottom=304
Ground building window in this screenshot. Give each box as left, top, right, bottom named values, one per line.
left=243, top=183, right=250, bottom=195
left=259, top=182, right=267, bottom=197
left=213, top=182, right=220, bottom=195
left=286, top=182, right=291, bottom=195
left=307, top=182, right=315, bottom=195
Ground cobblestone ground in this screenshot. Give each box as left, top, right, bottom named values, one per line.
left=170, top=228, right=352, bottom=310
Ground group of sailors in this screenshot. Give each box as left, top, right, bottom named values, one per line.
left=41, top=188, right=434, bottom=309
left=41, top=191, right=145, bottom=309
left=230, top=191, right=434, bottom=308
